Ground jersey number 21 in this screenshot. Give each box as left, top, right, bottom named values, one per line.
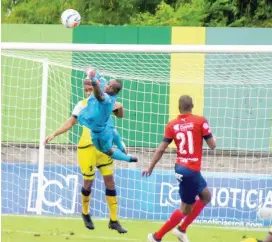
left=176, top=131, right=194, bottom=155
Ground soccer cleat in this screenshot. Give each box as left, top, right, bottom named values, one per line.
left=108, top=220, right=127, bottom=234
left=130, top=156, right=138, bottom=163
left=172, top=227, right=190, bottom=242
left=82, top=213, right=95, bottom=230
left=147, top=233, right=161, bottom=242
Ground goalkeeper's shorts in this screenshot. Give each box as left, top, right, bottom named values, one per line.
left=92, top=127, right=115, bottom=153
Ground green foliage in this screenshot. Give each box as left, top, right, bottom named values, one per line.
left=81, top=0, right=136, bottom=25
left=174, top=0, right=208, bottom=26
left=3, top=0, right=63, bottom=24
left=131, top=0, right=208, bottom=26
left=1, top=0, right=272, bottom=27
left=204, top=0, right=236, bottom=27
left=130, top=2, right=176, bottom=26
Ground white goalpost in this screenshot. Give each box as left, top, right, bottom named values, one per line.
left=1, top=43, right=272, bottom=227
left=36, top=59, right=49, bottom=215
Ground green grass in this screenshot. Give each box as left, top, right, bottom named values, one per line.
left=2, top=216, right=266, bottom=242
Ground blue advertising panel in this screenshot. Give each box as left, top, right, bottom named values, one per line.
left=2, top=163, right=271, bottom=227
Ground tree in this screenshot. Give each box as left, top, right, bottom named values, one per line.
left=204, top=0, right=235, bottom=27
left=131, top=0, right=207, bottom=26
left=2, top=0, right=272, bottom=27
left=3, top=0, right=64, bottom=24
left=130, top=2, right=177, bottom=26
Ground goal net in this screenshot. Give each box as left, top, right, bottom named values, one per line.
left=1, top=43, right=272, bottom=227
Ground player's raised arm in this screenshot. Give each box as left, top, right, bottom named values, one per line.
left=85, top=67, right=105, bottom=102
left=113, top=102, right=124, bottom=118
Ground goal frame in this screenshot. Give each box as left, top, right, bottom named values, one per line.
left=1, top=43, right=272, bottom=221
left=2, top=42, right=272, bottom=53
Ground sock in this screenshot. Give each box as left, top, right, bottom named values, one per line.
left=81, top=187, right=91, bottom=215
left=113, top=130, right=126, bottom=153
left=179, top=200, right=206, bottom=232
left=105, top=189, right=118, bottom=221
left=155, top=209, right=185, bottom=240
left=111, top=148, right=131, bottom=162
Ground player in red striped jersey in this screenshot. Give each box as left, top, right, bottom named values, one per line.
left=143, top=95, right=216, bottom=242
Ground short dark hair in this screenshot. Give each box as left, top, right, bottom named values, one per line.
left=114, top=79, right=122, bottom=94
left=179, top=95, right=194, bottom=113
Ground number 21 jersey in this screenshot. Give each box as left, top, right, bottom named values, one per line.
left=164, top=113, right=213, bottom=172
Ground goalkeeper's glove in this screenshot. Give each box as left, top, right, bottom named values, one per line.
left=85, top=67, right=101, bottom=86
left=88, top=70, right=101, bottom=86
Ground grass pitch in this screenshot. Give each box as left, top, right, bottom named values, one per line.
left=2, top=216, right=266, bottom=242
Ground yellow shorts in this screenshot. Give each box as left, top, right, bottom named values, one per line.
left=77, top=145, right=114, bottom=180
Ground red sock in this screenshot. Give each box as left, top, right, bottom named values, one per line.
left=180, top=200, right=206, bottom=232
left=155, top=209, right=185, bottom=240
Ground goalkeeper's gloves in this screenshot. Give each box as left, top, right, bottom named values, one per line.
left=85, top=67, right=101, bottom=86
left=89, top=70, right=101, bottom=86
left=91, top=74, right=100, bottom=86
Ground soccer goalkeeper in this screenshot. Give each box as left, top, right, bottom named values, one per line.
left=44, top=79, right=127, bottom=233
left=78, top=67, right=137, bottom=163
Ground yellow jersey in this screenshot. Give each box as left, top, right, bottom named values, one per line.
left=72, top=99, right=93, bottom=148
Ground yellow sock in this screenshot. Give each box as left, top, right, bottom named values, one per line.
left=105, top=189, right=118, bottom=221
left=81, top=187, right=91, bottom=215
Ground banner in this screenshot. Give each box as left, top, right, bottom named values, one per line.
left=2, top=163, right=271, bottom=227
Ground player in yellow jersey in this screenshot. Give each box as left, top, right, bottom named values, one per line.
left=44, top=79, right=127, bottom=233
left=241, top=227, right=272, bottom=242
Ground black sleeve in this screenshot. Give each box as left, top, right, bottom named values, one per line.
left=163, top=137, right=173, bottom=143
left=203, top=133, right=213, bottom=140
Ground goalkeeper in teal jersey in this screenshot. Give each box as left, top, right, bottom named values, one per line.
left=78, top=67, right=137, bottom=163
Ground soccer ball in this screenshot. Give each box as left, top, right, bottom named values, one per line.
left=61, top=9, right=81, bottom=28
left=257, top=207, right=272, bottom=219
